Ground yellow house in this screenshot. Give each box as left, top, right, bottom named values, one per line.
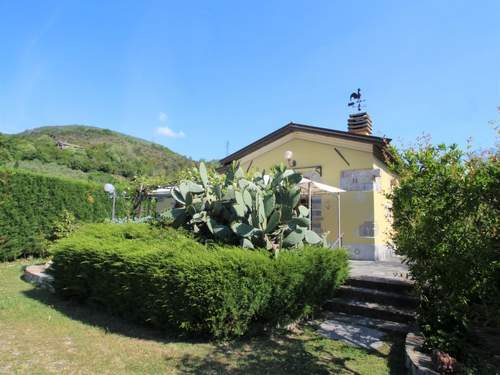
left=219, top=113, right=397, bottom=261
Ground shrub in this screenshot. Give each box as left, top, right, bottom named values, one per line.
left=169, top=162, right=324, bottom=251
left=264, top=246, right=349, bottom=325
left=48, top=209, right=78, bottom=242
left=50, top=223, right=348, bottom=338
left=0, top=168, right=126, bottom=260
left=388, top=142, right=499, bottom=355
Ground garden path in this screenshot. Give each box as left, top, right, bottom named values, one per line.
left=317, top=259, right=415, bottom=351
left=349, top=259, right=410, bottom=282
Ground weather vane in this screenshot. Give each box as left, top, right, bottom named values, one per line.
left=348, top=88, right=366, bottom=113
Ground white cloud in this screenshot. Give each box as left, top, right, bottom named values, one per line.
left=158, top=112, right=168, bottom=122
left=156, top=126, right=185, bottom=138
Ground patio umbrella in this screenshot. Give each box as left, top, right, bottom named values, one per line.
left=299, top=177, right=345, bottom=247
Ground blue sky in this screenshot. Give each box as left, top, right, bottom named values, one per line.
left=1, top=1, right=499, bottom=160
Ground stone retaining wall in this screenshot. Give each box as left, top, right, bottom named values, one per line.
left=405, top=330, right=438, bottom=375
left=22, top=263, right=54, bottom=293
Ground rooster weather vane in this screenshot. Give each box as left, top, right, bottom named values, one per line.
left=348, top=88, right=366, bottom=113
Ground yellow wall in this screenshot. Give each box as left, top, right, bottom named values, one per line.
left=234, top=132, right=395, bottom=260
left=373, top=158, right=396, bottom=250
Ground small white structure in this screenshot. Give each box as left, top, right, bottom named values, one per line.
left=149, top=187, right=176, bottom=214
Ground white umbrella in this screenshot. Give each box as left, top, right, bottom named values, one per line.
left=299, top=177, right=345, bottom=194
left=298, top=177, right=345, bottom=247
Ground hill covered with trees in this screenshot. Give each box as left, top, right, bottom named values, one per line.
left=0, top=125, right=195, bottom=185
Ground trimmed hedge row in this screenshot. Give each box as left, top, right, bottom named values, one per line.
left=50, top=223, right=349, bottom=338
left=0, top=168, right=126, bottom=259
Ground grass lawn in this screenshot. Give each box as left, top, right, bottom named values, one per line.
left=0, top=259, right=405, bottom=374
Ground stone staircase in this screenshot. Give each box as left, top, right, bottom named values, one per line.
left=320, top=275, right=416, bottom=340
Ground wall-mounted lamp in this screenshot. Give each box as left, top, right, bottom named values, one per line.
left=284, top=150, right=296, bottom=167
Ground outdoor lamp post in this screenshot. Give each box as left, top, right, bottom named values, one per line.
left=104, top=183, right=116, bottom=222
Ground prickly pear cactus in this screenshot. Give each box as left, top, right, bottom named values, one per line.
left=169, top=161, right=325, bottom=252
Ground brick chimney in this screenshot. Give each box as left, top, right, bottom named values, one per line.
left=348, top=112, right=373, bottom=136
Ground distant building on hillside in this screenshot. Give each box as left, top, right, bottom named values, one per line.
left=55, top=140, right=83, bottom=150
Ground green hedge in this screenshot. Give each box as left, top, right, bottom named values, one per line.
left=50, top=223, right=348, bottom=338
left=0, top=168, right=126, bottom=260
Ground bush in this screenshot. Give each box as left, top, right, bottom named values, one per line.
left=389, top=142, right=500, bottom=355
left=169, top=162, right=324, bottom=251
left=0, top=168, right=126, bottom=260
left=48, top=209, right=78, bottom=242
left=50, top=223, right=348, bottom=338
left=264, top=246, right=349, bottom=325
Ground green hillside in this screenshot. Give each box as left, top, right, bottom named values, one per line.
left=0, top=125, right=194, bottom=185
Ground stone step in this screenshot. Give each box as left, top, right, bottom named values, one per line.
left=336, top=285, right=417, bottom=308
left=324, top=298, right=415, bottom=324
left=321, top=312, right=409, bottom=334
left=317, top=319, right=387, bottom=351
left=345, top=275, right=414, bottom=295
